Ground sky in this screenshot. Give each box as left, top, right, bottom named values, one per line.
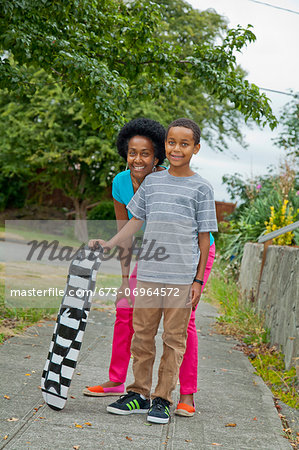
left=186, top=0, right=299, bottom=202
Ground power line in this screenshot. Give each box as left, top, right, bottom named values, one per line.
left=247, top=0, right=299, bottom=15
left=258, top=87, right=296, bottom=96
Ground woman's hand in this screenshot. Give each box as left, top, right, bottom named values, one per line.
left=88, top=239, right=110, bottom=251
left=115, top=278, right=133, bottom=307
left=190, top=282, right=202, bottom=311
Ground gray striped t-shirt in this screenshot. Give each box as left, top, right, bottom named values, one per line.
left=127, top=170, right=218, bottom=285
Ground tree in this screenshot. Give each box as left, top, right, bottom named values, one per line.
left=274, top=93, right=299, bottom=159
left=0, top=0, right=277, bottom=131
left=0, top=0, right=279, bottom=240
left=0, top=69, right=123, bottom=240
left=126, top=0, right=248, bottom=150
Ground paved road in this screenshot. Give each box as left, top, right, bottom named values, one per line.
left=0, top=302, right=291, bottom=449
left=0, top=240, right=121, bottom=275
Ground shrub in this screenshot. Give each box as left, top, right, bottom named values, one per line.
left=0, top=174, right=27, bottom=211
left=88, top=201, right=116, bottom=220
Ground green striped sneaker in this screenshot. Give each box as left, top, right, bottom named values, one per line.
left=147, top=397, right=170, bottom=424
left=107, top=391, right=150, bottom=415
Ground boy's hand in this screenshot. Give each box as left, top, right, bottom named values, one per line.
left=191, top=282, right=202, bottom=311
left=88, top=239, right=110, bottom=251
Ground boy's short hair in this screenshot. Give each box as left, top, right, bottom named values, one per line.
left=117, top=118, right=166, bottom=165
left=166, top=118, right=201, bottom=145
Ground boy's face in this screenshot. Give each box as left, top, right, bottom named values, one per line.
left=165, top=127, right=200, bottom=168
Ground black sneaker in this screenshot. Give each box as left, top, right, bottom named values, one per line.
left=107, top=391, right=150, bottom=415
left=147, top=397, right=170, bottom=424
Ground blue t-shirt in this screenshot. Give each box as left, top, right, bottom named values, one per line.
left=112, top=169, right=214, bottom=246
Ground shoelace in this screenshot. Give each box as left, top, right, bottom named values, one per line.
left=116, top=391, right=137, bottom=404
left=152, top=397, right=169, bottom=411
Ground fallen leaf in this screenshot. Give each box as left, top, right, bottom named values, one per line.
left=253, top=417, right=257, bottom=421
left=3, top=435, right=8, bottom=440
left=185, top=439, right=192, bottom=442
left=34, top=408, right=38, bottom=411
left=73, top=446, right=80, bottom=449
left=211, top=444, right=222, bottom=446
left=144, top=423, right=152, bottom=426
left=7, top=418, right=18, bottom=422
left=25, top=373, right=31, bottom=377
left=76, top=373, right=81, bottom=376
left=221, top=369, right=228, bottom=372
left=70, top=396, right=76, bottom=399
left=4, top=395, right=10, bottom=400
left=31, top=370, right=36, bottom=373
left=225, top=423, right=236, bottom=427
left=75, top=423, right=82, bottom=428
left=125, top=436, right=132, bottom=441
left=24, top=355, right=31, bottom=359
left=38, top=417, right=45, bottom=419
left=84, top=422, right=92, bottom=426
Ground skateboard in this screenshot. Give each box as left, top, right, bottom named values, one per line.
left=41, top=245, right=103, bottom=410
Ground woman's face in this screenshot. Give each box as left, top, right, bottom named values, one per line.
left=127, top=135, right=158, bottom=180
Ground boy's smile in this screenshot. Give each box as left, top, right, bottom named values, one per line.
left=165, top=127, right=200, bottom=176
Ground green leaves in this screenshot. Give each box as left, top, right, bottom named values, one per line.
left=0, top=0, right=277, bottom=130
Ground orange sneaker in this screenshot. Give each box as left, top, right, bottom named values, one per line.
left=83, top=383, right=125, bottom=397
left=174, top=402, right=195, bottom=417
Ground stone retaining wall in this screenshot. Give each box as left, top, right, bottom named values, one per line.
left=239, top=243, right=299, bottom=371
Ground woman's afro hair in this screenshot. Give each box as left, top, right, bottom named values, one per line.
left=116, top=118, right=166, bottom=165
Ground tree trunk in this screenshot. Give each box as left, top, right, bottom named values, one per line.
left=73, top=198, right=88, bottom=243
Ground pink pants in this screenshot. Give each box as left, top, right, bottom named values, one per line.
left=109, top=242, right=216, bottom=395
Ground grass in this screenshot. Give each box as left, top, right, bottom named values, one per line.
left=1, top=224, right=82, bottom=248
left=0, top=274, right=57, bottom=343
left=0, top=261, right=121, bottom=343
left=204, top=257, right=299, bottom=411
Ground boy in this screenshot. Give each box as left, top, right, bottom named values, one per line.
left=89, top=118, right=218, bottom=423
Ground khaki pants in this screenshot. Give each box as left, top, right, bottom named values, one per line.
left=126, top=281, right=192, bottom=404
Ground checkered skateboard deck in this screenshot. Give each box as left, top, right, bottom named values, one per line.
left=41, top=245, right=102, bottom=410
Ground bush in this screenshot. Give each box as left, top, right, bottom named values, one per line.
left=87, top=201, right=116, bottom=220
left=0, top=174, right=27, bottom=211
left=87, top=201, right=117, bottom=240
left=220, top=160, right=299, bottom=273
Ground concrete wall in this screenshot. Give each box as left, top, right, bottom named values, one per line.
left=239, top=243, right=299, bottom=372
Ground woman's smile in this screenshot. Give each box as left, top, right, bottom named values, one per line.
left=127, top=135, right=158, bottom=180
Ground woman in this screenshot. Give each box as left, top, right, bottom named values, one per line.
left=83, top=118, right=216, bottom=416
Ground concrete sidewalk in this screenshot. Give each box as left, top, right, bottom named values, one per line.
left=0, top=302, right=292, bottom=449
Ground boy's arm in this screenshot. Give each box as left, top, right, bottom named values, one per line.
left=89, top=217, right=143, bottom=251
left=191, top=232, right=210, bottom=311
